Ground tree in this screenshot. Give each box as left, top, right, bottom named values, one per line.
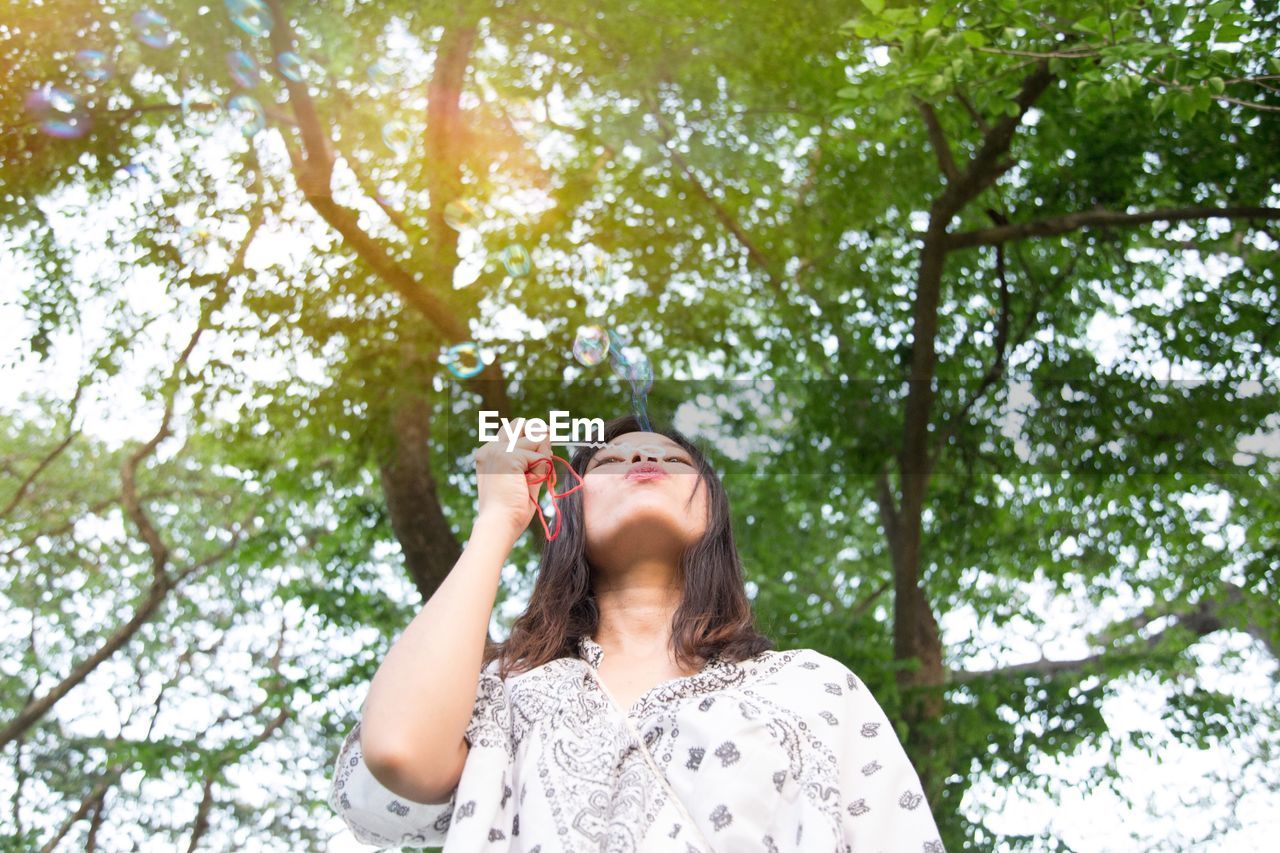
left=2, top=0, right=1278, bottom=848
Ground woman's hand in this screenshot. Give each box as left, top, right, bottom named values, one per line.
left=474, top=433, right=553, bottom=540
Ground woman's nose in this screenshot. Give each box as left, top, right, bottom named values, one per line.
left=629, top=446, right=660, bottom=463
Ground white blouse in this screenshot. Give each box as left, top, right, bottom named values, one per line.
left=329, top=636, right=945, bottom=851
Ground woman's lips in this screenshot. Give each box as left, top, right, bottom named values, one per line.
left=625, top=463, right=667, bottom=480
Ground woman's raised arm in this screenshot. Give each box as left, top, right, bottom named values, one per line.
left=356, top=434, right=550, bottom=803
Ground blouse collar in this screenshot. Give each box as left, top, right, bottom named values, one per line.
left=577, top=635, right=606, bottom=669
left=575, top=634, right=725, bottom=672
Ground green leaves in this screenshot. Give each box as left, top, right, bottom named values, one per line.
left=5, top=2, right=1280, bottom=850
left=1150, top=83, right=1218, bottom=120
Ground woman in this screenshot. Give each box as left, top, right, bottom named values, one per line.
left=329, top=415, right=945, bottom=851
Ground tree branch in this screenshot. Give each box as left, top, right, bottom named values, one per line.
left=0, top=383, right=83, bottom=520
left=925, top=209, right=1080, bottom=470
left=0, top=508, right=257, bottom=750
left=874, top=459, right=901, bottom=557
left=649, top=103, right=785, bottom=293
left=0, top=254, right=264, bottom=748
left=947, top=205, right=1280, bottom=249
left=265, top=2, right=511, bottom=416
left=915, top=98, right=960, bottom=183
left=186, top=617, right=292, bottom=852
left=936, top=60, right=1056, bottom=219
left=888, top=61, right=1057, bottom=717
left=953, top=88, right=990, bottom=135
left=262, top=1, right=473, bottom=342
left=37, top=769, right=122, bottom=853
left=949, top=583, right=1278, bottom=684
left=851, top=576, right=894, bottom=622
left=1128, top=63, right=1280, bottom=114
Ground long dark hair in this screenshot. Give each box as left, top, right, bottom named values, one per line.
left=482, top=414, right=774, bottom=679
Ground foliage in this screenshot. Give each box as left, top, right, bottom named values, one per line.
left=1, top=0, right=1278, bottom=849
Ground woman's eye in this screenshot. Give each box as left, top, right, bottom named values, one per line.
left=592, top=453, right=690, bottom=467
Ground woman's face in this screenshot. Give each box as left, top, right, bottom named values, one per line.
left=580, top=431, right=709, bottom=571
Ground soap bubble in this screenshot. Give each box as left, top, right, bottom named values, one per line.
left=227, top=50, right=260, bottom=88
left=179, top=224, right=222, bottom=268
left=604, top=332, right=654, bottom=396
left=225, top=0, right=272, bottom=37
left=181, top=224, right=215, bottom=244
left=276, top=52, right=306, bottom=82
left=587, top=252, right=612, bottom=288
left=510, top=97, right=548, bottom=124
left=605, top=328, right=628, bottom=358
left=443, top=199, right=479, bottom=231
left=181, top=224, right=217, bottom=255
left=615, top=351, right=654, bottom=396
left=132, top=9, right=175, bottom=49
left=367, top=59, right=396, bottom=91
left=34, top=87, right=76, bottom=116
left=26, top=87, right=91, bottom=139
left=572, top=325, right=610, bottom=367
left=608, top=340, right=640, bottom=375
left=227, top=94, right=265, bottom=137
left=440, top=342, right=485, bottom=379
left=75, top=49, right=113, bottom=83
left=595, top=327, right=654, bottom=422
left=500, top=244, right=531, bottom=277
left=382, top=121, right=413, bottom=156
left=182, top=89, right=223, bottom=136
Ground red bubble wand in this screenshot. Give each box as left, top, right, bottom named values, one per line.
left=524, top=454, right=585, bottom=541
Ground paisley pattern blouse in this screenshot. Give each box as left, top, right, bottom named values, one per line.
left=329, top=637, right=945, bottom=851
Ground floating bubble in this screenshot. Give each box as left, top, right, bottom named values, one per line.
left=367, top=59, right=396, bottom=91
left=26, top=87, right=91, bottom=139
left=607, top=334, right=653, bottom=387
left=630, top=397, right=652, bottom=432
left=440, top=342, right=485, bottom=379
left=227, top=94, right=265, bottom=137
left=32, top=87, right=76, bottom=115
left=606, top=328, right=629, bottom=361
left=586, top=251, right=611, bottom=287
left=381, top=120, right=413, bottom=156
left=225, top=0, right=272, bottom=37
left=443, top=199, right=479, bottom=231
left=75, top=49, right=113, bottom=83
left=276, top=52, right=306, bottom=82
left=132, top=9, right=175, bottom=49
left=600, top=328, right=654, bottom=402
left=181, top=224, right=216, bottom=244
left=182, top=89, right=223, bottom=136
left=500, top=244, right=531, bottom=277
left=572, top=325, right=610, bottom=367
left=179, top=224, right=222, bottom=268
left=510, top=97, right=548, bottom=124
left=618, top=352, right=654, bottom=396
left=40, top=110, right=92, bottom=140
left=227, top=50, right=260, bottom=88
left=609, top=342, right=640, bottom=378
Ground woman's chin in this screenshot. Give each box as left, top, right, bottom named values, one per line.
left=586, top=518, right=702, bottom=564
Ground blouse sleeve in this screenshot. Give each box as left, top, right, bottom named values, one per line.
left=328, top=659, right=516, bottom=849
left=821, top=657, right=947, bottom=852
